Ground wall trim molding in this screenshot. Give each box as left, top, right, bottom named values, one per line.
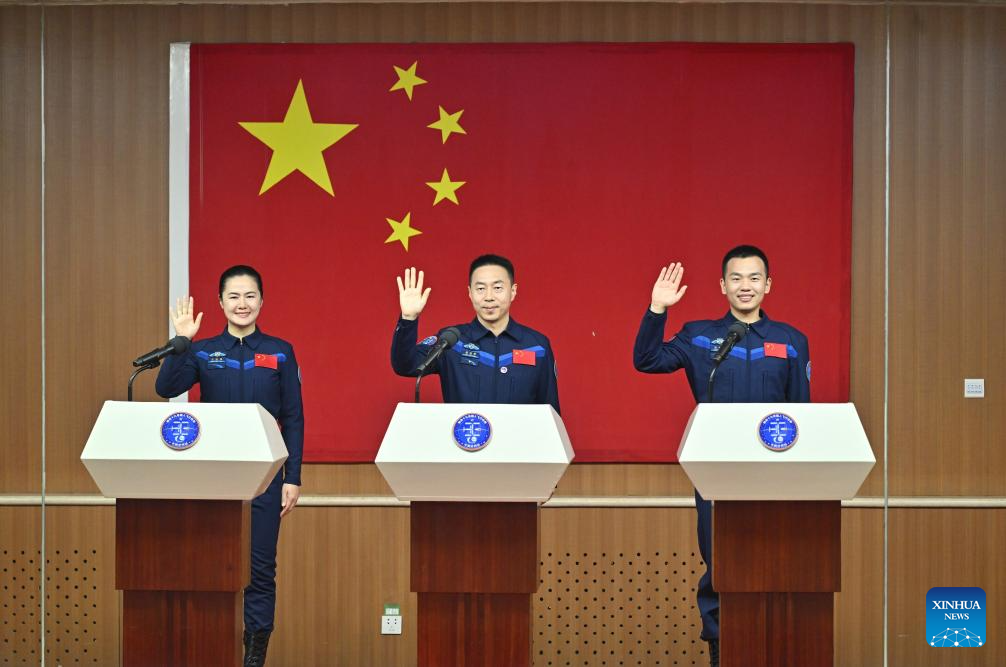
left=3, top=494, right=1005, bottom=508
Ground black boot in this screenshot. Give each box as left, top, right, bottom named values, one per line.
left=707, top=638, right=719, bottom=667
left=243, top=629, right=272, bottom=667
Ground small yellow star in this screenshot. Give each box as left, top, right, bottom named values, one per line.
left=427, top=106, right=466, bottom=144
left=389, top=61, right=428, bottom=101
left=239, top=80, right=358, bottom=196
left=426, top=169, right=466, bottom=206
left=384, top=212, right=422, bottom=251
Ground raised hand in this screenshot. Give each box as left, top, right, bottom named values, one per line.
left=397, top=267, right=431, bottom=321
left=649, top=262, right=688, bottom=314
left=170, top=296, right=204, bottom=339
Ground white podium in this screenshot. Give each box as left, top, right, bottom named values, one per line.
left=376, top=403, right=574, bottom=667
left=82, top=400, right=287, bottom=499
left=678, top=403, right=875, bottom=667
left=81, top=400, right=288, bottom=667
left=376, top=402, right=573, bottom=501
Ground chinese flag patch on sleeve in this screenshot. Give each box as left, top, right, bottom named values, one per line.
left=255, top=353, right=279, bottom=369
left=764, top=342, right=788, bottom=359
left=513, top=349, right=537, bottom=366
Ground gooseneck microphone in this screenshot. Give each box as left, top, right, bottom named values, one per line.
left=415, top=327, right=462, bottom=403
left=711, top=322, right=748, bottom=365
left=132, top=336, right=192, bottom=368
left=416, top=327, right=461, bottom=375
left=707, top=321, right=748, bottom=403
left=128, top=336, right=191, bottom=401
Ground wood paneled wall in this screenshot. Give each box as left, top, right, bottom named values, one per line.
left=0, top=2, right=1004, bottom=666
left=889, top=508, right=1005, bottom=667
left=889, top=5, right=1006, bottom=496
left=0, top=506, right=900, bottom=667
left=42, top=507, right=119, bottom=667
left=0, top=508, right=42, bottom=666
left=0, top=6, right=42, bottom=494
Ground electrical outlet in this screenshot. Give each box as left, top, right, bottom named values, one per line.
left=381, top=615, right=402, bottom=635
left=964, top=378, right=985, bottom=398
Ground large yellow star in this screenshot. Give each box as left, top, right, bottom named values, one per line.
left=389, top=61, right=427, bottom=101
left=384, top=212, right=422, bottom=251
left=239, top=80, right=358, bottom=196
left=426, top=168, right=466, bottom=206
left=427, top=106, right=466, bottom=144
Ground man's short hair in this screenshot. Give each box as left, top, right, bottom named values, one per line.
left=722, top=245, right=770, bottom=278
left=469, top=254, right=515, bottom=284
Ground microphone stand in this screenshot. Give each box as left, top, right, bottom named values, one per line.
left=415, top=370, right=425, bottom=404
left=707, top=359, right=724, bottom=404
left=127, top=361, right=160, bottom=402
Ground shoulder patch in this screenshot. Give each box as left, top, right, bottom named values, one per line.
left=420, top=335, right=437, bottom=346
left=806, top=360, right=812, bottom=382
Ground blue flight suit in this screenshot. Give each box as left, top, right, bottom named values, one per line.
left=633, top=309, right=811, bottom=641
left=155, top=327, right=304, bottom=633
left=391, top=316, right=560, bottom=413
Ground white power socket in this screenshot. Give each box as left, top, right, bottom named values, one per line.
left=381, top=614, right=402, bottom=635
left=964, top=378, right=985, bottom=398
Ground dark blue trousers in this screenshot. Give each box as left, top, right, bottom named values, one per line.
left=695, top=489, right=719, bottom=640
left=245, top=471, right=283, bottom=632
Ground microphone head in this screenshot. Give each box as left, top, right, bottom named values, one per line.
left=727, top=321, right=748, bottom=340
left=169, top=336, right=191, bottom=354
left=440, top=327, right=461, bottom=346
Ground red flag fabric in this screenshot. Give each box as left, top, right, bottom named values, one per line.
left=763, top=342, right=789, bottom=359
left=513, top=349, right=537, bottom=366
left=186, top=43, right=853, bottom=462
left=254, top=353, right=279, bottom=369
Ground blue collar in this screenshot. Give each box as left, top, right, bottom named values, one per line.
left=467, top=317, right=525, bottom=344
left=719, top=311, right=772, bottom=340
left=219, top=326, right=264, bottom=351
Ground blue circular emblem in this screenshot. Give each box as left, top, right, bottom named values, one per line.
left=758, top=412, right=799, bottom=451
left=452, top=413, right=492, bottom=451
left=160, top=412, right=201, bottom=451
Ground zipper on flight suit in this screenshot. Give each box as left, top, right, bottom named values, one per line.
left=742, top=322, right=753, bottom=398
left=492, top=335, right=500, bottom=400
left=239, top=337, right=247, bottom=403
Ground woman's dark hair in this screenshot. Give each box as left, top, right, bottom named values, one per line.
left=218, top=265, right=264, bottom=298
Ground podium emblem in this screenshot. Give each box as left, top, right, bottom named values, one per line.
left=452, top=413, right=492, bottom=451
left=160, top=412, right=201, bottom=451
left=758, top=412, right=798, bottom=451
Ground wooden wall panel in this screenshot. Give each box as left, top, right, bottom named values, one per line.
left=835, top=508, right=884, bottom=667
left=0, top=504, right=893, bottom=667
left=535, top=507, right=885, bottom=667
left=300, top=463, right=395, bottom=495
left=554, top=464, right=693, bottom=497
left=43, top=6, right=172, bottom=492
left=846, top=3, right=890, bottom=498
left=889, top=508, right=1005, bottom=667
left=0, top=6, right=42, bottom=494
left=889, top=6, right=1006, bottom=496
left=0, top=507, right=42, bottom=667
left=37, top=1, right=887, bottom=498
left=42, top=506, right=119, bottom=666
left=271, top=506, right=416, bottom=666
left=536, top=508, right=708, bottom=666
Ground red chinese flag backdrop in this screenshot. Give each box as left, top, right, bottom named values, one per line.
left=187, top=43, right=853, bottom=462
